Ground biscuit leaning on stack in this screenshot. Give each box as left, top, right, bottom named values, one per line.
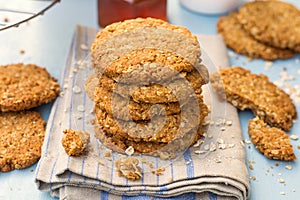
left=86, top=18, right=209, bottom=159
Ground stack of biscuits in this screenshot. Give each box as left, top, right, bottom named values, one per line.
left=217, top=1, right=300, bottom=60
left=85, top=18, right=209, bottom=159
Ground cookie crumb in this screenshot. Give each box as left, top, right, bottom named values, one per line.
left=278, top=178, right=285, bottom=183
left=77, top=105, right=85, bottom=112
left=98, top=161, right=105, bottom=166
left=73, top=85, right=82, bottom=94
left=125, top=146, right=134, bottom=156
left=280, top=191, right=286, bottom=195
left=80, top=44, right=89, bottom=51
left=115, top=157, right=142, bottom=181
left=285, top=165, right=292, bottom=170
left=62, top=129, right=90, bottom=156
left=290, top=134, right=299, bottom=140
left=249, top=164, right=254, bottom=170
left=20, top=50, right=25, bottom=54
left=104, top=150, right=112, bottom=157
left=152, top=167, right=165, bottom=176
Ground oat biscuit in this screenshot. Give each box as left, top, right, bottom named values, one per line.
left=217, top=12, right=294, bottom=60
left=0, top=111, right=46, bottom=172
left=94, top=123, right=203, bottom=158
left=98, top=69, right=207, bottom=104
left=0, top=63, right=60, bottom=112
left=94, top=123, right=166, bottom=154
left=62, top=129, right=90, bottom=156
left=94, top=86, right=181, bottom=121
left=248, top=117, right=296, bottom=161
left=103, top=48, right=207, bottom=85
left=95, top=107, right=203, bottom=143
left=91, top=18, right=201, bottom=70
left=237, top=1, right=300, bottom=52
left=210, top=66, right=297, bottom=131
left=115, top=157, right=142, bottom=181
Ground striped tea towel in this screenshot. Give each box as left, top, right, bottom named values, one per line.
left=35, top=25, right=250, bottom=200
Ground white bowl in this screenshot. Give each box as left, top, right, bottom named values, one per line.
left=180, top=0, right=244, bottom=15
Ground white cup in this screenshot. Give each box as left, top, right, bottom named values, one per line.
left=179, top=0, right=244, bottom=15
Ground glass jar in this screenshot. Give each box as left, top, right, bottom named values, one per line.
left=98, top=0, right=167, bottom=27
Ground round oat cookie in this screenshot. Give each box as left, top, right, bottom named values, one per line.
left=237, top=1, right=300, bottom=52
left=103, top=48, right=207, bottom=85
left=0, top=63, right=60, bottom=112
left=94, top=86, right=181, bottom=121
left=91, top=18, right=197, bottom=52
left=210, top=66, right=297, bottom=131
left=0, top=111, right=46, bottom=172
left=94, top=123, right=203, bottom=158
left=98, top=69, right=207, bottom=104
left=94, top=106, right=206, bottom=144
left=91, top=18, right=201, bottom=70
left=217, top=12, right=294, bottom=60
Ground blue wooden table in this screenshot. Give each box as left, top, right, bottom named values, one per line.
left=0, top=0, right=299, bottom=199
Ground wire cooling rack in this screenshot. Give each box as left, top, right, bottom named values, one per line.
left=0, top=0, right=59, bottom=31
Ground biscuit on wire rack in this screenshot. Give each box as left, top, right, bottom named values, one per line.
left=210, top=66, right=297, bottom=131
left=0, top=63, right=60, bottom=112
left=0, top=111, right=46, bottom=172
left=248, top=117, right=296, bottom=161
left=217, top=12, right=294, bottom=60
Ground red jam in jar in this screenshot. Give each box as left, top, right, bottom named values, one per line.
left=98, top=0, right=167, bottom=27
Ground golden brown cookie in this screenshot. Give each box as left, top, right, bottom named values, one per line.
left=237, top=1, right=300, bottom=52
left=102, top=48, right=207, bottom=85
left=98, top=69, right=207, bottom=104
left=95, top=107, right=202, bottom=143
left=94, top=123, right=203, bottom=159
left=0, top=111, right=46, bottom=172
left=0, top=63, right=60, bottom=112
left=61, top=129, right=90, bottom=156
left=91, top=18, right=196, bottom=52
left=210, top=66, right=297, bottom=131
left=94, top=123, right=166, bottom=154
left=217, top=12, right=294, bottom=60
left=94, top=86, right=181, bottom=121
left=248, top=117, right=296, bottom=161
left=91, top=18, right=201, bottom=70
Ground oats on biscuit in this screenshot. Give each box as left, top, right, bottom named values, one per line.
left=248, top=117, right=296, bottom=161
left=237, top=1, right=300, bottom=52
left=217, top=12, right=294, bottom=60
left=210, top=66, right=297, bottom=131
left=0, top=63, right=60, bottom=112
left=0, top=111, right=46, bottom=172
